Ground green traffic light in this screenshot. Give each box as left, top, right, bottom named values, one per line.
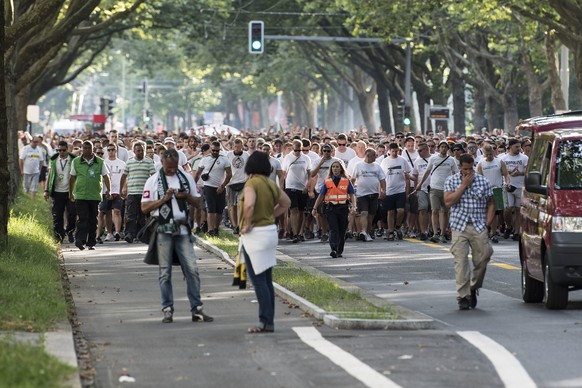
left=252, top=41, right=262, bottom=51
left=403, top=117, right=411, bottom=126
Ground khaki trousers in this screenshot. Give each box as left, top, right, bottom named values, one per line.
left=450, top=224, right=493, bottom=301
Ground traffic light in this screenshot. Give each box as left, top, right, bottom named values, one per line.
left=100, top=98, right=109, bottom=116
left=144, top=110, right=152, bottom=122
left=403, top=106, right=411, bottom=126
left=248, top=21, right=264, bottom=54
left=396, top=100, right=405, bottom=124
left=107, top=99, right=114, bottom=117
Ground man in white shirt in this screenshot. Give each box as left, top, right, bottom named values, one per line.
left=164, top=137, right=191, bottom=172
left=282, top=139, right=311, bottom=243
left=141, top=149, right=213, bottom=324
left=500, top=138, right=528, bottom=240
left=352, top=148, right=386, bottom=241
left=108, top=130, right=129, bottom=162
left=102, top=143, right=126, bottom=242
left=226, top=138, right=249, bottom=234
left=19, top=135, right=44, bottom=197
left=411, top=143, right=432, bottom=240
left=380, top=143, right=411, bottom=240
left=334, top=133, right=356, bottom=166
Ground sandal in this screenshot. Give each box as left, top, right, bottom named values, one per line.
left=247, top=325, right=274, bottom=333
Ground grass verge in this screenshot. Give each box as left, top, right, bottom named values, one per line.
left=0, top=192, right=75, bottom=386
left=201, top=229, right=398, bottom=319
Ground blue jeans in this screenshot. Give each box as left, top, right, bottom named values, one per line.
left=157, top=233, right=202, bottom=312
left=242, top=247, right=275, bottom=330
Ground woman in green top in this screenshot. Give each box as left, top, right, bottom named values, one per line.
left=239, top=151, right=291, bottom=333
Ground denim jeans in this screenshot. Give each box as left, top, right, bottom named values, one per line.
left=242, top=247, right=275, bottom=330
left=156, top=233, right=202, bottom=312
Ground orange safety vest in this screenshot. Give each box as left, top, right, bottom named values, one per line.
left=324, top=177, right=350, bottom=204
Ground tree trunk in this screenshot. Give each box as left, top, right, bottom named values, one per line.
left=473, top=86, right=487, bottom=132
left=570, top=41, right=582, bottom=108
left=0, top=2, right=9, bottom=240
left=450, top=70, right=466, bottom=136
left=521, top=46, right=542, bottom=117
left=503, top=91, right=519, bottom=134
left=356, top=82, right=377, bottom=132
left=376, top=86, right=392, bottom=135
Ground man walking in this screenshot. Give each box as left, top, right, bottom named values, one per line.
left=103, top=143, right=126, bottom=241
left=69, top=141, right=111, bottom=250
left=19, top=135, right=44, bottom=197
left=226, top=138, right=249, bottom=234
left=120, top=140, right=156, bottom=243
left=45, top=140, right=77, bottom=243
left=141, top=149, right=213, bottom=324
left=444, top=153, right=495, bottom=310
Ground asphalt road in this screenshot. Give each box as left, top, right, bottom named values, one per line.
left=64, top=234, right=582, bottom=387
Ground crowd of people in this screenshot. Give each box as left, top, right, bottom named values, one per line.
left=18, top=124, right=530, bottom=317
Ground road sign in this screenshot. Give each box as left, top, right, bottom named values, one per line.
left=429, top=106, right=450, bottom=119
left=27, top=105, right=40, bottom=123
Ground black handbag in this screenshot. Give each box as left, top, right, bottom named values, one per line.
left=138, top=217, right=181, bottom=266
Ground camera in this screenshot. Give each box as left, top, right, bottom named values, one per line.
left=201, top=173, right=209, bottom=181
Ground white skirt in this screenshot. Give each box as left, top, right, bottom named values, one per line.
left=239, top=224, right=278, bottom=275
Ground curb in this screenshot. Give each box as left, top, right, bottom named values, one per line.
left=195, top=236, right=435, bottom=330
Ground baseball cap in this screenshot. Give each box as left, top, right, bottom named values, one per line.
left=163, top=137, right=175, bottom=144
left=451, top=143, right=463, bottom=151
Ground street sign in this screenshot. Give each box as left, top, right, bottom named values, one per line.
left=27, top=105, right=40, bottom=123
left=429, top=106, right=450, bottom=119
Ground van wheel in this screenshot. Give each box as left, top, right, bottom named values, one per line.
left=543, top=257, right=568, bottom=310
left=521, top=261, right=543, bottom=303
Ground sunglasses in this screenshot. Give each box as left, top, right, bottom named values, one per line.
left=96, top=152, right=104, bottom=156
left=322, top=149, right=331, bottom=153
left=293, top=149, right=301, bottom=152
left=396, top=135, right=404, bottom=138
left=337, top=143, right=347, bottom=146
left=107, top=148, right=116, bottom=152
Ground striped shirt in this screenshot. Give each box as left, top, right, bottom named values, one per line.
left=123, top=157, right=156, bottom=195
left=444, top=172, right=493, bottom=233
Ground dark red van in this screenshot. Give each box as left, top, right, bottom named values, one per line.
left=519, top=112, right=582, bottom=309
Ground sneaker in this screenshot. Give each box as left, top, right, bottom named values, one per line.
left=385, top=231, right=395, bottom=241
left=358, top=232, right=366, bottom=241
left=125, top=233, right=134, bottom=244
left=96, top=237, right=103, bottom=244
left=162, top=307, right=173, bottom=323
left=420, top=232, right=428, bottom=241
left=104, top=233, right=113, bottom=242
left=201, top=222, right=208, bottom=233
left=75, top=240, right=85, bottom=251
left=408, top=231, right=417, bottom=239
left=503, top=227, right=513, bottom=239
left=67, top=232, right=75, bottom=243
left=364, top=232, right=373, bottom=242
left=213, top=228, right=219, bottom=237
left=113, top=232, right=120, bottom=241
left=192, top=306, right=213, bottom=322
left=88, top=246, right=95, bottom=250
left=330, top=250, right=338, bottom=258
left=439, top=234, right=447, bottom=243
left=345, top=232, right=353, bottom=239
left=395, top=228, right=403, bottom=240
left=490, top=235, right=499, bottom=243
left=304, top=231, right=314, bottom=240
left=429, top=234, right=440, bottom=243
left=299, top=234, right=305, bottom=242
left=458, top=297, right=471, bottom=310
left=375, top=229, right=384, bottom=238
left=292, top=235, right=300, bottom=243
left=320, top=234, right=329, bottom=243
left=470, top=289, right=479, bottom=309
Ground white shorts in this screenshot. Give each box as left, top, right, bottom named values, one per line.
left=23, top=173, right=40, bottom=193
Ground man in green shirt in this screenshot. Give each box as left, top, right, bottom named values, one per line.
left=69, top=141, right=111, bottom=250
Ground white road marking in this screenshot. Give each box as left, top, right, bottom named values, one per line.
left=293, top=326, right=402, bottom=388
left=457, top=331, right=536, bottom=388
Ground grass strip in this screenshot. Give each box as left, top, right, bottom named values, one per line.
left=200, top=230, right=398, bottom=319
left=0, top=194, right=69, bottom=331
left=0, top=339, right=76, bottom=388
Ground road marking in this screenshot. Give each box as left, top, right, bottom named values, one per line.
left=293, top=327, right=402, bottom=388
left=457, top=331, right=536, bottom=388
left=491, top=263, right=520, bottom=270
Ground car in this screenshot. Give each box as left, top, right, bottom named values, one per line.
left=518, top=112, right=582, bottom=309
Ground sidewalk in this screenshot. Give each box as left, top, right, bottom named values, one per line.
left=58, top=238, right=316, bottom=387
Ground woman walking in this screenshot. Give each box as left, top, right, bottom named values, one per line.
left=239, top=151, right=291, bottom=333
left=312, top=161, right=356, bottom=258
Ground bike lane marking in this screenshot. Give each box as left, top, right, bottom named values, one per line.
left=293, top=327, right=402, bottom=388
left=457, top=331, right=536, bottom=388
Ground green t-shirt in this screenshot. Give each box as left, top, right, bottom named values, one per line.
left=240, top=175, right=280, bottom=228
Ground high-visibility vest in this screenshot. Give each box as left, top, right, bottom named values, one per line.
left=324, top=177, right=350, bottom=204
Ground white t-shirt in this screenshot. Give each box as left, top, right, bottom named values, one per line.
left=311, top=157, right=341, bottom=191
left=351, top=161, right=385, bottom=197
left=402, top=149, right=419, bottom=167
left=412, top=155, right=430, bottom=193
left=335, top=147, right=357, bottom=166
left=425, top=153, right=458, bottom=190
left=53, top=156, right=73, bottom=193
left=105, top=158, right=126, bottom=194
left=305, top=150, right=319, bottom=162
left=20, top=145, right=44, bottom=174
left=198, top=155, right=231, bottom=188
left=226, top=151, right=249, bottom=185
left=347, top=156, right=365, bottom=178
left=116, top=146, right=129, bottom=163
left=141, top=171, right=199, bottom=235
left=282, top=153, right=311, bottom=191
left=381, top=156, right=411, bottom=195
left=269, top=157, right=282, bottom=183
left=501, top=153, right=528, bottom=188
left=477, top=157, right=504, bottom=188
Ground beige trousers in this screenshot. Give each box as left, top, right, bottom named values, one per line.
left=450, top=224, right=493, bottom=301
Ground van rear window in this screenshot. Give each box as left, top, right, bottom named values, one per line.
left=555, top=140, right=582, bottom=189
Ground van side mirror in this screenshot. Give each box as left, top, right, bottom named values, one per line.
left=525, top=171, right=547, bottom=195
